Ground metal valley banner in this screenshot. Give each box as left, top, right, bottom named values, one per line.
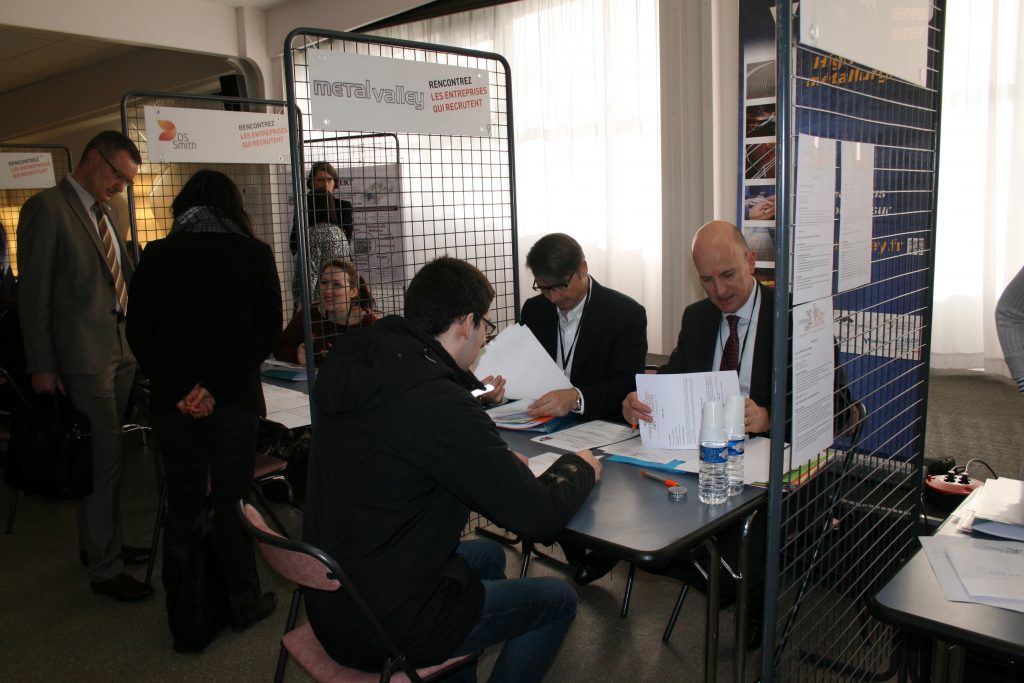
left=307, top=51, right=492, bottom=136
left=143, top=106, right=290, bottom=164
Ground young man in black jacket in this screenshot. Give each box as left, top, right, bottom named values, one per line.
left=304, top=256, right=602, bottom=680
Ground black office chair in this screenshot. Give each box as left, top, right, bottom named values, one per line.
left=238, top=500, right=480, bottom=683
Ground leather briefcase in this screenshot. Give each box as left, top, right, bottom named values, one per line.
left=5, top=393, right=94, bottom=498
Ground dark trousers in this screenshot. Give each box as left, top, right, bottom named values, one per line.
left=152, top=404, right=260, bottom=607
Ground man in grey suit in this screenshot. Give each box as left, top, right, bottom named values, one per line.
left=18, top=130, right=154, bottom=601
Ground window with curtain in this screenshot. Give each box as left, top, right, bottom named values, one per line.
left=932, top=0, right=1024, bottom=374
left=372, top=0, right=664, bottom=347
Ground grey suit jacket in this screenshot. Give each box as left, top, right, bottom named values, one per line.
left=17, top=177, right=135, bottom=375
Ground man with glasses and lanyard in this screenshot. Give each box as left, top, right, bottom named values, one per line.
left=521, top=233, right=647, bottom=422
left=520, top=233, right=647, bottom=585
left=18, top=130, right=153, bottom=602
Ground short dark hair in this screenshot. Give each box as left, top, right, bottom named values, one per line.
left=306, top=161, right=339, bottom=189
left=405, top=257, right=494, bottom=336
left=172, top=170, right=254, bottom=237
left=79, top=130, right=141, bottom=165
left=525, top=233, right=584, bottom=281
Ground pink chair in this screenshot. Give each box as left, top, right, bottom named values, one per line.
left=237, top=500, right=479, bottom=683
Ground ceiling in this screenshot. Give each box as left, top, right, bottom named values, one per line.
left=0, top=1, right=289, bottom=95
left=0, top=26, right=140, bottom=95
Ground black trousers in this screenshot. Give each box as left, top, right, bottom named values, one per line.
left=153, top=404, right=260, bottom=607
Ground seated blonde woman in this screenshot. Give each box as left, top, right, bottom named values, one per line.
left=275, top=259, right=376, bottom=365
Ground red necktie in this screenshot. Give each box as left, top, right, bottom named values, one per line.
left=719, top=314, right=740, bottom=371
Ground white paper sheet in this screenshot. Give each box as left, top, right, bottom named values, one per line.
left=526, top=452, right=564, bottom=478
left=262, top=382, right=311, bottom=429
left=838, top=141, right=874, bottom=292
left=791, top=298, right=835, bottom=469
left=794, top=135, right=837, bottom=305
left=946, top=545, right=1024, bottom=601
left=919, top=535, right=1024, bottom=613
left=530, top=420, right=635, bottom=451
left=472, top=324, right=572, bottom=400
left=634, top=371, right=742, bottom=450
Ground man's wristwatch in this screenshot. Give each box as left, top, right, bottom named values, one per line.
left=572, top=388, right=584, bottom=414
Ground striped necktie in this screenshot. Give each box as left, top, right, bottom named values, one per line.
left=719, top=314, right=740, bottom=372
left=91, top=202, right=128, bottom=314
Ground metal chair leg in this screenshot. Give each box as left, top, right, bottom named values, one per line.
left=663, top=583, right=690, bottom=641
left=251, top=483, right=291, bottom=538
left=620, top=563, right=637, bottom=618
left=145, top=484, right=166, bottom=588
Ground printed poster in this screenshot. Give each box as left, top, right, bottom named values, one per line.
left=0, top=152, right=55, bottom=189
left=143, top=106, right=290, bottom=164
left=307, top=51, right=492, bottom=136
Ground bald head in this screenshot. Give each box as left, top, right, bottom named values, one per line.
left=691, top=220, right=756, bottom=314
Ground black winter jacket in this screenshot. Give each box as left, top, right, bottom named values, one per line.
left=303, top=315, right=596, bottom=669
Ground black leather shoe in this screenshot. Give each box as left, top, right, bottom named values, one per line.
left=231, top=592, right=277, bottom=632
left=574, top=552, right=619, bottom=586
left=80, top=545, right=151, bottom=566
left=91, top=573, right=156, bottom=602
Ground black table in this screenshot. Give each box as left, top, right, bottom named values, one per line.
left=868, top=489, right=1024, bottom=682
left=502, top=429, right=766, bottom=683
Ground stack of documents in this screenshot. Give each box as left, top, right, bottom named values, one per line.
left=921, top=478, right=1024, bottom=613
left=920, top=535, right=1024, bottom=613
left=960, top=477, right=1024, bottom=542
left=486, top=399, right=569, bottom=432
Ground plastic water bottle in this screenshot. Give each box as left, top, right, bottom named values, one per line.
left=698, top=399, right=728, bottom=505
left=725, top=395, right=746, bottom=496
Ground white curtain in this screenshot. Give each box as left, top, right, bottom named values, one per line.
left=374, top=0, right=664, bottom=347
left=932, top=0, right=1024, bottom=374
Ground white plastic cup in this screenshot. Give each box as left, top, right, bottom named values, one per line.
left=724, top=395, right=745, bottom=435
left=700, top=399, right=725, bottom=442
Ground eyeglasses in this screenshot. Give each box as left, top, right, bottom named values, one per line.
left=532, top=270, right=577, bottom=294
left=98, top=152, right=134, bottom=187
left=479, top=316, right=497, bottom=337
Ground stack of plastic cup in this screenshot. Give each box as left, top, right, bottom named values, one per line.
left=698, top=399, right=727, bottom=504
left=724, top=395, right=746, bottom=496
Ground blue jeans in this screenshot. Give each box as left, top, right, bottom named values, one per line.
left=447, top=539, right=578, bottom=683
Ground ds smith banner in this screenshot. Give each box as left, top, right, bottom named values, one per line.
left=0, top=152, right=56, bottom=190
left=143, top=106, right=290, bottom=164
left=307, top=51, right=492, bottom=136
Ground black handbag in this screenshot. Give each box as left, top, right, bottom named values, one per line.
left=4, top=393, right=94, bottom=498
left=162, top=512, right=232, bottom=653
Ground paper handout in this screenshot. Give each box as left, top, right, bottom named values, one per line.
left=472, top=324, right=572, bottom=400
left=634, top=371, right=741, bottom=449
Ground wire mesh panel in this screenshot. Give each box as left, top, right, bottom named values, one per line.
left=765, top=3, right=945, bottom=680
left=285, top=30, right=517, bottom=536
left=1, top=144, right=73, bottom=279
left=120, top=92, right=295, bottom=321
left=284, top=29, right=518, bottom=331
